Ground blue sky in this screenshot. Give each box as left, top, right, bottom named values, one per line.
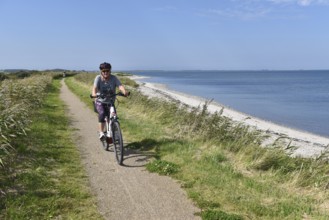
left=1, top=0, right=329, bottom=71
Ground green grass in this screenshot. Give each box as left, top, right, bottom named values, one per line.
left=0, top=75, right=52, bottom=164
left=66, top=73, right=329, bottom=220
left=146, top=159, right=180, bottom=175
left=0, top=79, right=102, bottom=219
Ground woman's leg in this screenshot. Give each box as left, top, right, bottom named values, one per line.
left=95, top=102, right=107, bottom=137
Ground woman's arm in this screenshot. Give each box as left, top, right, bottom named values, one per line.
left=92, top=86, right=98, bottom=97
left=92, top=76, right=100, bottom=99
left=118, top=85, right=128, bottom=96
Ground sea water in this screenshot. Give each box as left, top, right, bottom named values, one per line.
left=129, top=70, right=329, bottom=138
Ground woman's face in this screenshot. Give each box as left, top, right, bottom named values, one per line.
left=101, top=69, right=111, bottom=79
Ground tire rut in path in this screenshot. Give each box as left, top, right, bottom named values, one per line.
left=59, top=80, right=200, bottom=220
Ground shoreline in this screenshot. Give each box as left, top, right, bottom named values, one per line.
left=129, top=75, right=329, bottom=158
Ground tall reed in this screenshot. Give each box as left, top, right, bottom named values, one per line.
left=0, top=75, right=52, bottom=165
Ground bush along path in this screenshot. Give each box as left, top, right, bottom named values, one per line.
left=60, top=79, right=201, bottom=219
left=0, top=78, right=102, bottom=219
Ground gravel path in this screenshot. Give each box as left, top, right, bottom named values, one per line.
left=59, top=80, right=200, bottom=220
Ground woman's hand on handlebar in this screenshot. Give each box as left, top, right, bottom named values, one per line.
left=123, top=91, right=130, bottom=97
left=90, top=92, right=101, bottom=99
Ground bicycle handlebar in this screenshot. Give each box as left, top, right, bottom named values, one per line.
left=89, top=91, right=130, bottom=99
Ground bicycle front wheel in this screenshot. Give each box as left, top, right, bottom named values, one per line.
left=112, top=121, right=124, bottom=165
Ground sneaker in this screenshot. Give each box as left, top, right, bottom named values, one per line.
left=99, top=132, right=105, bottom=141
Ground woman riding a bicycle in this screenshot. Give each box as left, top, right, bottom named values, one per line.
left=92, top=62, right=129, bottom=140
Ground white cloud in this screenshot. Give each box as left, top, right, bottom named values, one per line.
left=204, top=1, right=273, bottom=20
left=208, top=7, right=271, bottom=20
left=268, top=0, right=329, bottom=6
left=298, top=0, right=312, bottom=6
left=202, top=0, right=329, bottom=21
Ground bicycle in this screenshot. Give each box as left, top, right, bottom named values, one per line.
left=90, top=91, right=129, bottom=165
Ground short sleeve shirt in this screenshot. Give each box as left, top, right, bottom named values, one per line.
left=94, top=75, right=122, bottom=102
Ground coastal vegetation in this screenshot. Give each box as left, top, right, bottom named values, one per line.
left=0, top=73, right=102, bottom=219
left=1, top=71, right=329, bottom=219
left=67, top=72, right=329, bottom=220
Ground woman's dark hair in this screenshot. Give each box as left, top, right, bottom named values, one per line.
left=99, top=62, right=112, bottom=70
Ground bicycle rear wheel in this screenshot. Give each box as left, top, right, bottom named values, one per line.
left=112, top=121, right=124, bottom=165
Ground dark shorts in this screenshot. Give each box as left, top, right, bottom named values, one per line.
left=95, top=101, right=109, bottom=123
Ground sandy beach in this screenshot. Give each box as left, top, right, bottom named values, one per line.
left=129, top=75, right=329, bottom=158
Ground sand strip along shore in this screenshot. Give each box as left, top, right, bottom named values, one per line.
left=129, top=75, right=329, bottom=158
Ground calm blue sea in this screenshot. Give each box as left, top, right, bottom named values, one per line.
left=129, top=70, right=329, bottom=138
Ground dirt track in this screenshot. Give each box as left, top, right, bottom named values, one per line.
left=59, top=80, right=200, bottom=220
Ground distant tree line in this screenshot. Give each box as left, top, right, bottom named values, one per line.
left=0, top=70, right=81, bottom=81
left=0, top=70, right=39, bottom=81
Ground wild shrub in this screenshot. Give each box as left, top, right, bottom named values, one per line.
left=0, top=75, right=52, bottom=165
left=12, top=71, right=31, bottom=79
left=0, top=73, right=8, bottom=81
left=74, top=72, right=97, bottom=85
left=127, top=89, right=260, bottom=148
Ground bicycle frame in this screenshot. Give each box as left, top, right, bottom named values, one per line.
left=103, top=101, right=118, bottom=143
